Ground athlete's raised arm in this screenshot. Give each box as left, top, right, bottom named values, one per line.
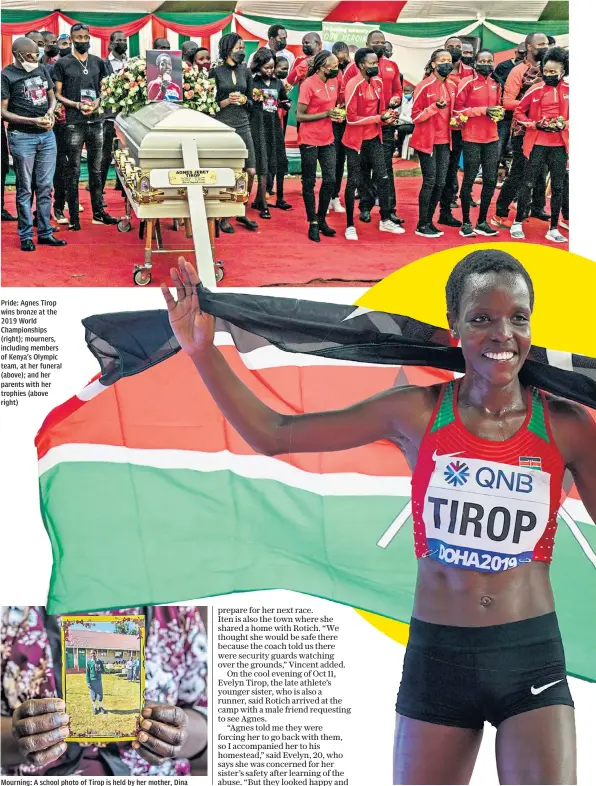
left=161, top=259, right=431, bottom=456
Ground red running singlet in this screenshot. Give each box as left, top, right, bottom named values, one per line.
left=411, top=380, right=565, bottom=572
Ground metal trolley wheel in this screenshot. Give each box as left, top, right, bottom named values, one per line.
left=214, top=261, right=224, bottom=283
left=117, top=219, right=132, bottom=233
left=133, top=267, right=152, bottom=286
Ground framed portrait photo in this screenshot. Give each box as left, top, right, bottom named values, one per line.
left=61, top=615, right=145, bottom=743
left=146, top=49, right=183, bottom=102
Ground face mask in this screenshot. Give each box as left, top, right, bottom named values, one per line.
left=533, top=46, right=548, bottom=62
left=476, top=64, right=493, bottom=77
left=448, top=47, right=462, bottom=63
left=274, top=40, right=286, bottom=52
left=543, top=74, right=562, bottom=87
left=338, top=60, right=348, bottom=70
left=302, top=43, right=315, bottom=56
left=18, top=56, right=38, bottom=73
left=461, top=55, right=474, bottom=66
left=404, top=93, right=413, bottom=101
left=277, top=71, right=288, bottom=80
left=372, top=45, right=385, bottom=58
left=113, top=43, right=127, bottom=56
left=366, top=66, right=379, bottom=78
left=59, top=47, right=71, bottom=57
left=231, top=50, right=245, bottom=64
left=515, top=51, right=526, bottom=62
left=74, top=41, right=90, bottom=54
left=436, top=62, right=454, bottom=78
left=325, top=68, right=339, bottom=79
left=45, top=45, right=59, bottom=58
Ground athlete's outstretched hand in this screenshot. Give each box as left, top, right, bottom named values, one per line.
left=161, top=257, right=215, bottom=360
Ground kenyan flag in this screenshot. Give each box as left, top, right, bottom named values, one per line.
left=36, top=294, right=596, bottom=682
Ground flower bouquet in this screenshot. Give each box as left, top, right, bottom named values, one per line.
left=100, top=57, right=219, bottom=116
left=487, top=106, right=506, bottom=123
left=252, top=87, right=265, bottom=102
left=331, top=106, right=346, bottom=123
left=540, top=115, right=566, bottom=131
left=450, top=113, right=468, bottom=129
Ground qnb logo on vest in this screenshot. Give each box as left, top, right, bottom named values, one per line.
left=424, top=452, right=551, bottom=572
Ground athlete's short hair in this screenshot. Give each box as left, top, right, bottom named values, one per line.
left=446, top=249, right=535, bottom=317
left=354, top=47, right=375, bottom=68
left=542, top=46, right=569, bottom=75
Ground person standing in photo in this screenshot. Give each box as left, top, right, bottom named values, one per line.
left=328, top=41, right=350, bottom=214
left=209, top=33, right=259, bottom=234
left=342, top=48, right=403, bottom=241
left=287, top=32, right=322, bottom=88
left=454, top=49, right=502, bottom=238
left=100, top=31, right=128, bottom=202
left=1, top=37, right=66, bottom=252
left=296, top=50, right=341, bottom=243
left=410, top=48, right=456, bottom=238
left=86, top=650, right=107, bottom=716
left=52, top=23, right=117, bottom=230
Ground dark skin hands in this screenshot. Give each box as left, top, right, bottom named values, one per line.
left=132, top=703, right=188, bottom=766
left=12, top=698, right=70, bottom=767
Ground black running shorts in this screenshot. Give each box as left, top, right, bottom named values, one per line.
left=395, top=612, right=574, bottom=729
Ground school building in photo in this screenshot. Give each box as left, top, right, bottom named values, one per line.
left=65, top=629, right=140, bottom=673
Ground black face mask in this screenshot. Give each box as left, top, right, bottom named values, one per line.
left=366, top=66, right=379, bottom=78
left=338, top=60, right=348, bottom=70
left=372, top=45, right=385, bottom=58
left=302, top=43, right=315, bottom=56
left=543, top=74, right=562, bottom=87
left=274, top=40, right=286, bottom=52
left=113, top=43, right=127, bottom=56
left=461, top=55, right=474, bottom=66
left=74, top=41, right=90, bottom=54
left=231, top=51, right=245, bottom=65
left=45, top=45, right=59, bottom=58
left=58, top=47, right=71, bottom=57
left=436, top=62, right=453, bottom=78
left=476, top=64, right=493, bottom=77
left=276, top=71, right=288, bottom=80
left=325, top=68, right=339, bottom=79
left=534, top=46, right=548, bottom=62
left=448, top=47, right=462, bottom=63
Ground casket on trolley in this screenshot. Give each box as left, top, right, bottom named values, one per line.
left=114, top=102, right=248, bottom=286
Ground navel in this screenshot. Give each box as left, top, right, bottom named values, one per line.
left=479, top=595, right=493, bottom=607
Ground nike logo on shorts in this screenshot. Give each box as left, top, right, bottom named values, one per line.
left=530, top=679, right=563, bottom=695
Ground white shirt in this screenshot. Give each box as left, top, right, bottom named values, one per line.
left=108, top=52, right=127, bottom=74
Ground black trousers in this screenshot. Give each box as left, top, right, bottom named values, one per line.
left=562, top=170, right=569, bottom=221
left=299, top=142, right=336, bottom=223
left=381, top=124, right=398, bottom=215
left=439, top=129, right=463, bottom=215
left=515, top=145, right=567, bottom=229
left=496, top=134, right=546, bottom=217
left=332, top=120, right=346, bottom=199
left=461, top=140, right=499, bottom=224
left=1, top=122, right=9, bottom=210
left=345, top=137, right=391, bottom=226
left=100, top=119, right=120, bottom=193
left=497, top=112, right=513, bottom=164
left=53, top=124, right=68, bottom=211
left=417, top=144, right=451, bottom=227
left=63, top=121, right=104, bottom=217
left=396, top=123, right=415, bottom=155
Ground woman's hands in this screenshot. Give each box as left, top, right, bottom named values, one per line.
left=435, top=97, right=447, bottom=109
left=11, top=698, right=70, bottom=767
left=161, top=258, right=215, bottom=362
left=132, top=704, right=188, bottom=766
left=228, top=91, right=247, bottom=106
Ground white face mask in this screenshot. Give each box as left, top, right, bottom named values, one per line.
left=18, top=56, right=38, bottom=72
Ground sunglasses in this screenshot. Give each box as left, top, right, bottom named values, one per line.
left=70, top=23, right=90, bottom=33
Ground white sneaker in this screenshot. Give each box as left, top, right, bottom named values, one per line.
left=560, top=219, right=569, bottom=230
left=329, top=197, right=345, bottom=213
left=545, top=228, right=567, bottom=243
left=379, top=219, right=405, bottom=234
left=510, top=222, right=525, bottom=240
left=345, top=226, right=358, bottom=240
left=78, top=205, right=84, bottom=212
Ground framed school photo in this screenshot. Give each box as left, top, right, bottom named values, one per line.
left=61, top=615, right=145, bottom=743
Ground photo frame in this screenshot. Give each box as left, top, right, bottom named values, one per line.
left=61, top=615, right=145, bottom=743
left=146, top=49, right=183, bottom=103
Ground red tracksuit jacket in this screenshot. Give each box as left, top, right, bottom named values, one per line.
left=453, top=73, right=503, bottom=143
left=341, top=56, right=402, bottom=108
left=343, top=74, right=385, bottom=152
left=410, top=74, right=456, bottom=155
left=514, top=79, right=569, bottom=157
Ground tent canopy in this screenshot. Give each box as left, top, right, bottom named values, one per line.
left=1, top=0, right=568, bottom=22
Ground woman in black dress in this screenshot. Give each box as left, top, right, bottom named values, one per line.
left=209, top=33, right=259, bottom=233
left=249, top=48, right=292, bottom=218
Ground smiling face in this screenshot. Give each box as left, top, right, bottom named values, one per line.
left=450, top=272, right=532, bottom=387
left=159, top=55, right=172, bottom=75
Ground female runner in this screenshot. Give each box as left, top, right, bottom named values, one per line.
left=209, top=33, right=259, bottom=234
left=161, top=249, right=595, bottom=785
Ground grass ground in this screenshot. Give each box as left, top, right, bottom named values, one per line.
left=66, top=673, right=141, bottom=738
